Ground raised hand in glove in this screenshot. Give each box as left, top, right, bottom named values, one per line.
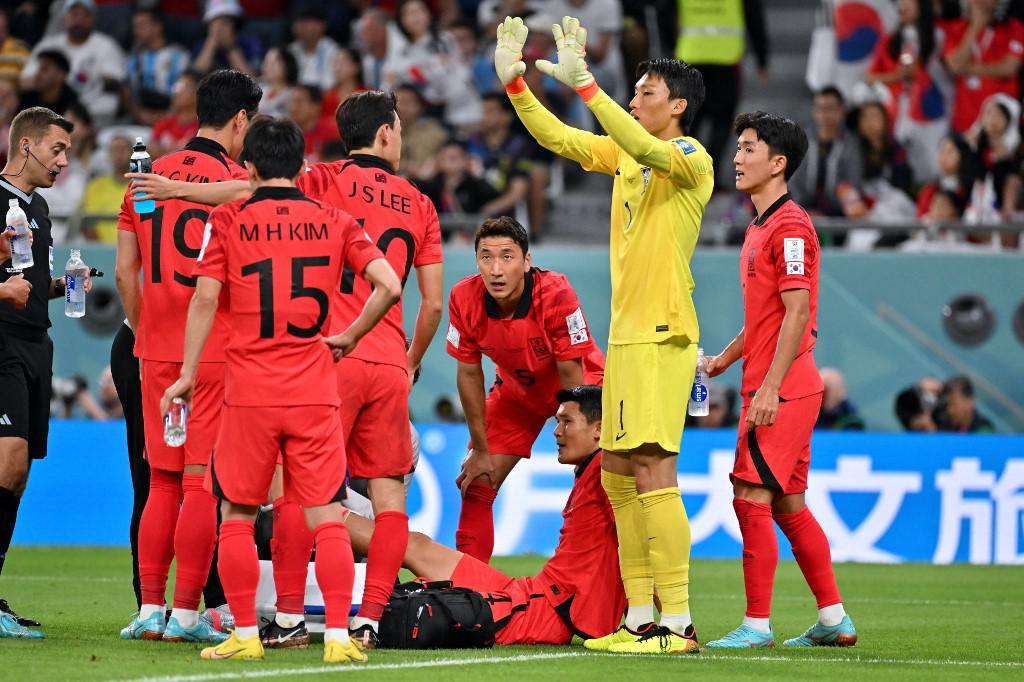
left=494, top=16, right=529, bottom=85
left=535, top=16, right=595, bottom=91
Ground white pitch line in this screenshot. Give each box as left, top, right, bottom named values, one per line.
left=699, top=591, right=1022, bottom=608
left=3, top=575, right=121, bottom=583
left=695, top=653, right=1024, bottom=669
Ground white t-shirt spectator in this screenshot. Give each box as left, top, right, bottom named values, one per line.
left=544, top=0, right=626, bottom=102
left=289, top=37, right=339, bottom=92
left=23, top=31, right=126, bottom=125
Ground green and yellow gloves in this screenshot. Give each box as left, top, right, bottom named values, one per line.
left=496, top=15, right=600, bottom=100
left=494, top=16, right=528, bottom=88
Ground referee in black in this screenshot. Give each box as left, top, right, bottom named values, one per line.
left=0, top=107, right=91, bottom=639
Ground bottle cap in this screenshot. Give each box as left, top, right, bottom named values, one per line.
left=8, top=199, right=17, bottom=208
left=134, top=136, right=146, bottom=151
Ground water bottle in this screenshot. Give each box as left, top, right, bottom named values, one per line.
left=164, top=398, right=187, bottom=446
left=6, top=199, right=33, bottom=269
left=688, top=346, right=709, bottom=417
left=130, top=137, right=155, bottom=214
left=64, top=249, right=87, bottom=318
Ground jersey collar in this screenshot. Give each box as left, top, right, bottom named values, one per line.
left=483, top=268, right=534, bottom=320
left=184, top=136, right=232, bottom=171
left=241, top=186, right=314, bottom=208
left=575, top=449, right=601, bottom=479
left=343, top=153, right=395, bottom=176
left=0, top=176, right=33, bottom=203
left=753, top=192, right=791, bottom=226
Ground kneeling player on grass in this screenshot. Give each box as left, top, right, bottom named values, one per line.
left=161, top=116, right=401, bottom=663
left=703, top=112, right=856, bottom=649
left=447, top=217, right=604, bottom=563
left=344, top=385, right=626, bottom=644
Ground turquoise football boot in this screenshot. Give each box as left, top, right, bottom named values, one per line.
left=705, top=624, right=775, bottom=648
left=784, top=615, right=857, bottom=647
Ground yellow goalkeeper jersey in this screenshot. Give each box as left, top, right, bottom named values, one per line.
left=508, top=87, right=714, bottom=345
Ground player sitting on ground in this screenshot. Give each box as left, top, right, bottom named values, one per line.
left=161, top=116, right=401, bottom=663
left=704, top=111, right=857, bottom=649
left=344, top=384, right=625, bottom=644
left=446, top=217, right=604, bottom=563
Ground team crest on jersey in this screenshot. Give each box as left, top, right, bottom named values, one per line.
left=747, top=247, right=757, bottom=276
left=529, top=336, right=551, bottom=358
left=446, top=323, right=460, bottom=348
left=641, top=166, right=651, bottom=189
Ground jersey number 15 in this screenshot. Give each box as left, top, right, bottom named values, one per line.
left=241, top=256, right=330, bottom=339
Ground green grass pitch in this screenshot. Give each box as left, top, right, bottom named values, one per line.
left=1, top=548, right=1021, bottom=680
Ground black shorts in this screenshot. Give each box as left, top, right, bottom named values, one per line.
left=0, top=329, right=53, bottom=459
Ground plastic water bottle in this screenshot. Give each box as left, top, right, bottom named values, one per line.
left=6, top=199, right=33, bottom=269
left=164, top=398, right=187, bottom=446
left=130, top=137, right=155, bottom=214
left=688, top=347, right=709, bottom=417
left=64, top=249, right=87, bottom=318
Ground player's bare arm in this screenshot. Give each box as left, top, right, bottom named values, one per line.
left=115, top=230, right=143, bottom=331
left=160, top=275, right=223, bottom=414
left=407, top=261, right=444, bottom=385
left=324, top=258, right=401, bottom=360
left=707, top=328, right=745, bottom=377
left=747, top=289, right=810, bottom=429
left=556, top=358, right=584, bottom=389
left=454, top=360, right=493, bottom=494
left=125, top=172, right=250, bottom=205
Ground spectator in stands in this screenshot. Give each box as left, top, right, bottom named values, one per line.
left=938, top=375, right=995, bottom=433
left=467, top=93, right=534, bottom=227
left=915, top=133, right=979, bottom=218
left=789, top=86, right=867, bottom=243
left=943, top=0, right=1023, bottom=134
left=547, top=0, right=629, bottom=104
left=866, top=0, right=953, bottom=182
left=52, top=374, right=107, bottom=419
left=80, top=132, right=133, bottom=243
left=257, top=46, right=298, bottom=119
left=0, top=9, right=30, bottom=82
left=20, top=0, right=126, bottom=126
left=851, top=99, right=917, bottom=244
left=449, top=17, right=501, bottom=96
left=38, top=101, right=93, bottom=242
left=0, top=77, right=17, bottom=166
left=357, top=7, right=391, bottom=90
left=319, top=139, right=347, bottom=163
left=476, top=0, right=545, bottom=36
left=816, top=367, right=866, bottom=431
left=149, top=70, right=199, bottom=159
left=17, top=49, right=80, bottom=117
left=126, top=8, right=190, bottom=126
left=288, top=6, right=339, bottom=92
left=420, top=139, right=501, bottom=238
left=894, top=384, right=938, bottom=431
left=321, top=46, right=364, bottom=119
left=964, top=93, right=1022, bottom=236
left=396, top=83, right=448, bottom=181
left=287, top=83, right=338, bottom=163
left=192, top=0, right=260, bottom=77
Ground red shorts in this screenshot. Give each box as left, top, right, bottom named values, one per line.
left=208, top=404, right=345, bottom=507
left=732, top=393, right=823, bottom=495
left=141, top=359, right=224, bottom=472
left=472, top=388, right=549, bottom=458
left=336, top=357, right=412, bottom=479
left=449, top=555, right=571, bottom=645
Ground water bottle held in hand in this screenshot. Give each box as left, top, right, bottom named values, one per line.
left=64, top=249, right=87, bottom=318
left=6, top=199, right=33, bottom=269
left=164, top=398, right=187, bottom=446
left=130, top=137, right=154, bottom=214
left=688, top=346, right=709, bottom=417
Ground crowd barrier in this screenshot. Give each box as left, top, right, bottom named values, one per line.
left=15, top=421, right=1023, bottom=565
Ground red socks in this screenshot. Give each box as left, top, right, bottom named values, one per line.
left=271, top=496, right=314, bottom=615
left=358, top=511, right=409, bottom=621
left=171, top=473, right=218, bottom=610
left=455, top=482, right=498, bottom=562
left=774, top=506, right=842, bottom=608
left=733, top=498, right=778, bottom=619
left=138, top=468, right=183, bottom=606
left=218, top=519, right=259, bottom=628
left=313, top=522, right=355, bottom=629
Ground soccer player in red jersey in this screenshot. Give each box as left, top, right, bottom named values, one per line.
left=704, top=111, right=856, bottom=649
left=115, top=69, right=261, bottom=643
left=447, top=217, right=604, bottom=563
left=161, top=117, right=401, bottom=663
left=343, top=385, right=625, bottom=644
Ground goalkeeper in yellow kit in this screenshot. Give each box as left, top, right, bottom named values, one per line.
left=493, top=17, right=714, bottom=654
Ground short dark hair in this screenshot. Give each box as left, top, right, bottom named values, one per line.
left=556, top=384, right=603, bottom=424
left=196, top=69, right=262, bottom=129
left=134, top=7, right=165, bottom=26
left=242, top=116, right=304, bottom=181
left=9, top=107, right=73, bottom=151
left=335, top=90, right=397, bottom=151
left=733, top=111, right=809, bottom=180
left=815, top=85, right=845, bottom=107
left=294, top=83, right=323, bottom=104
left=636, top=58, right=705, bottom=133
left=474, top=216, right=529, bottom=255
left=482, top=91, right=514, bottom=115
left=36, top=49, right=71, bottom=74
left=943, top=375, right=975, bottom=399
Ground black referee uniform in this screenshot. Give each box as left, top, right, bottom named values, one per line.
left=0, top=176, right=56, bottom=605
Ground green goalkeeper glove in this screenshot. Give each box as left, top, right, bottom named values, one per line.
left=494, top=16, right=528, bottom=85
left=536, top=16, right=595, bottom=91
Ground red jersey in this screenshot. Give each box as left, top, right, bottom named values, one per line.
left=739, top=194, right=823, bottom=405
left=118, top=137, right=249, bottom=362
left=943, top=18, right=1024, bottom=132
left=535, top=452, right=625, bottom=639
left=446, top=268, right=604, bottom=412
left=194, top=186, right=383, bottom=407
left=297, top=154, right=443, bottom=369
